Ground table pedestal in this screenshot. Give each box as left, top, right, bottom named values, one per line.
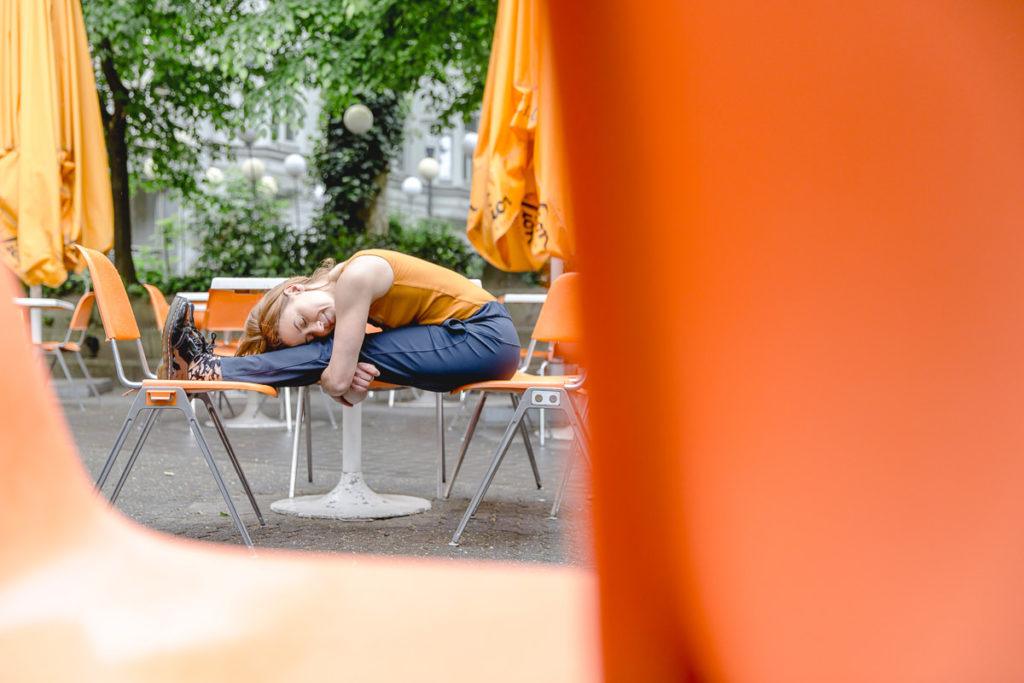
left=222, top=392, right=286, bottom=429
left=271, top=403, right=431, bottom=520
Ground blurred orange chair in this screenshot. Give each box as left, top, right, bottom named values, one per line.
left=75, top=246, right=279, bottom=548
left=203, top=289, right=263, bottom=357
left=446, top=273, right=589, bottom=545
left=141, top=283, right=169, bottom=333
left=0, top=271, right=598, bottom=680
left=33, top=291, right=101, bottom=410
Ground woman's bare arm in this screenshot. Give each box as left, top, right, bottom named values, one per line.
left=319, top=255, right=393, bottom=397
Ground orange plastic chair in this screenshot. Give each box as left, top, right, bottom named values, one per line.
left=0, top=275, right=598, bottom=679
left=75, top=246, right=279, bottom=548
left=141, top=283, right=169, bottom=332
left=33, top=291, right=101, bottom=410
left=203, top=289, right=263, bottom=357
left=446, top=273, right=589, bottom=545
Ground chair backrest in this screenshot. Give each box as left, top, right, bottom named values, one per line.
left=74, top=245, right=141, bottom=341
left=531, top=272, right=583, bottom=343
left=142, top=284, right=169, bottom=332
left=68, top=291, right=95, bottom=332
left=204, top=289, right=263, bottom=333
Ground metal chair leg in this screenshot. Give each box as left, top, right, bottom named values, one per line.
left=73, top=350, right=101, bottom=403
left=444, top=392, right=488, bottom=499
left=550, top=445, right=575, bottom=519
left=185, top=410, right=254, bottom=549
left=436, top=392, right=446, bottom=498
left=217, top=390, right=237, bottom=417
left=510, top=394, right=541, bottom=489
left=109, top=408, right=160, bottom=503
left=289, top=386, right=306, bottom=498
left=304, top=386, right=313, bottom=483
left=200, top=393, right=265, bottom=526
left=96, top=398, right=145, bottom=489
left=549, top=392, right=592, bottom=518
left=283, top=387, right=292, bottom=431
left=53, top=349, right=84, bottom=411
left=449, top=396, right=532, bottom=546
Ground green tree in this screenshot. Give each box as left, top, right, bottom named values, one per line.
left=247, top=0, right=499, bottom=251
left=84, top=0, right=499, bottom=283
left=232, top=0, right=498, bottom=127
left=302, top=91, right=405, bottom=254
left=82, top=0, right=304, bottom=284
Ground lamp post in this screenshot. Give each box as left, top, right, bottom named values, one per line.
left=417, top=156, right=440, bottom=217
left=283, top=153, right=307, bottom=231
left=238, top=129, right=258, bottom=195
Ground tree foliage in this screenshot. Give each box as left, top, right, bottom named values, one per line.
left=305, top=91, right=406, bottom=249
left=82, top=0, right=499, bottom=282
left=82, top=0, right=305, bottom=283
left=229, top=0, right=499, bottom=126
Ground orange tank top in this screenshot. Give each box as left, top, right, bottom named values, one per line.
left=340, top=249, right=494, bottom=329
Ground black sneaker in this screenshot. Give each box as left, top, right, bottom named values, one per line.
left=158, top=297, right=222, bottom=381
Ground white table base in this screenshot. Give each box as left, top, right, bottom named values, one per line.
left=222, top=392, right=287, bottom=429
left=271, top=402, right=431, bottom=520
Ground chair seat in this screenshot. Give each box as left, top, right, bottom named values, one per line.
left=211, top=343, right=239, bottom=357
left=36, top=340, right=83, bottom=352
left=451, top=371, right=581, bottom=394
left=139, top=378, right=278, bottom=397
left=369, top=380, right=406, bottom=390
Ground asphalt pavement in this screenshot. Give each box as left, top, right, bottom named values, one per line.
left=58, top=383, right=593, bottom=567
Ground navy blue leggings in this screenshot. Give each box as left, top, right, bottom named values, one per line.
left=219, top=301, right=521, bottom=392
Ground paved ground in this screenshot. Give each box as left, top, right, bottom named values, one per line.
left=60, top=384, right=593, bottom=568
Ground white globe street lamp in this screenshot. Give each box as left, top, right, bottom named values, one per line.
left=284, top=153, right=307, bottom=179
left=401, top=176, right=423, bottom=196
left=241, top=157, right=265, bottom=195
left=417, top=157, right=440, bottom=216
left=401, top=175, right=423, bottom=212
left=259, top=175, right=278, bottom=195
left=343, top=104, right=374, bottom=135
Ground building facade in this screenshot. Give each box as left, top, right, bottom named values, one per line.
left=131, top=93, right=477, bottom=273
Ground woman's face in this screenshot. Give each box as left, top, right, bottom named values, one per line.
left=277, top=286, right=336, bottom=346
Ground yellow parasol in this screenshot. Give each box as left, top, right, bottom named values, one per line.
left=0, top=0, right=113, bottom=288
left=466, top=0, right=572, bottom=272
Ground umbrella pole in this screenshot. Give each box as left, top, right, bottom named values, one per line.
left=549, top=257, right=564, bottom=280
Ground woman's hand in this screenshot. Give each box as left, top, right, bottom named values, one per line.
left=349, top=362, right=380, bottom=393
left=329, top=362, right=380, bottom=407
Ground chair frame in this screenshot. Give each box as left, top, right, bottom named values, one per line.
left=448, top=381, right=591, bottom=546
left=445, top=273, right=590, bottom=545
left=76, top=246, right=278, bottom=548
left=36, top=291, right=101, bottom=410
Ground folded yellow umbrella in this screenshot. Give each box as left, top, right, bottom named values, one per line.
left=466, top=0, right=573, bottom=272
left=0, top=0, right=113, bottom=288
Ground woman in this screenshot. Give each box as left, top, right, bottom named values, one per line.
left=160, top=249, right=521, bottom=406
